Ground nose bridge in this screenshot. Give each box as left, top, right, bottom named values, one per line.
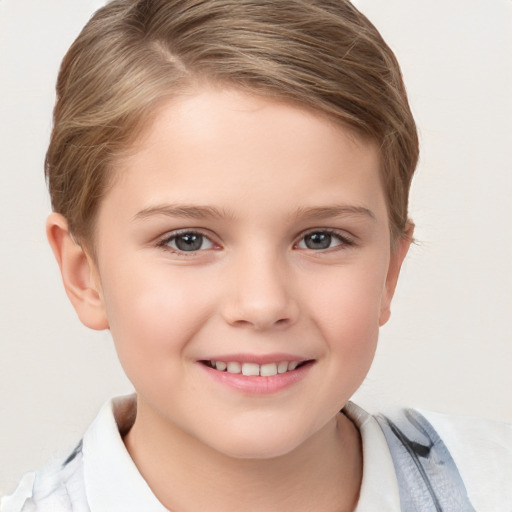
left=222, top=244, right=298, bottom=330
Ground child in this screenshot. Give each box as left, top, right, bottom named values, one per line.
left=2, top=0, right=511, bottom=510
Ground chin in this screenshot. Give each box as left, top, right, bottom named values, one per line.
left=204, top=423, right=315, bottom=461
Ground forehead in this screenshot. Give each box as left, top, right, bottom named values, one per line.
left=103, top=87, right=386, bottom=225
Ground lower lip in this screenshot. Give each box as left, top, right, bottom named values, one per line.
left=199, top=362, right=314, bottom=394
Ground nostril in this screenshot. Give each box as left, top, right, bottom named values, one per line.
left=221, top=287, right=299, bottom=330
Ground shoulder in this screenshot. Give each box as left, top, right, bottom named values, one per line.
left=1, top=395, right=137, bottom=512
left=374, top=404, right=512, bottom=510
left=0, top=441, right=89, bottom=512
left=420, top=409, right=512, bottom=510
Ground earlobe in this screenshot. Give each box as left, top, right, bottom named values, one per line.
left=379, top=223, right=414, bottom=326
left=46, top=213, right=109, bottom=330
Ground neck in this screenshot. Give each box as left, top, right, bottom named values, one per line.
left=124, top=398, right=362, bottom=512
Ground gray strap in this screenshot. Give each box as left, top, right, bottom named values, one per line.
left=375, top=409, right=475, bottom=512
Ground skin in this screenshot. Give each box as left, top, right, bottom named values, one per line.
left=47, top=87, right=411, bottom=511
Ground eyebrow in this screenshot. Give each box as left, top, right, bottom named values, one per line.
left=133, top=204, right=234, bottom=221
left=293, top=205, right=376, bottom=222
left=133, top=203, right=376, bottom=222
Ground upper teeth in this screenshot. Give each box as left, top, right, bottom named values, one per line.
left=210, top=361, right=300, bottom=376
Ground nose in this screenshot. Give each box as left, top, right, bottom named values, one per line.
left=221, top=250, right=299, bottom=331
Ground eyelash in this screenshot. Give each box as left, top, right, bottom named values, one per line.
left=156, top=229, right=217, bottom=255
left=295, top=229, right=355, bottom=251
left=156, top=228, right=355, bottom=255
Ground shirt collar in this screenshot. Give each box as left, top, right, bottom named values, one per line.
left=82, top=395, right=400, bottom=512
left=344, top=401, right=401, bottom=511
left=82, top=394, right=168, bottom=512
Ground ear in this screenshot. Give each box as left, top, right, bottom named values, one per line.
left=46, top=213, right=109, bottom=330
left=379, top=223, right=414, bottom=326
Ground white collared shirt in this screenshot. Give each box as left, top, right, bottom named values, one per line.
left=2, top=395, right=511, bottom=511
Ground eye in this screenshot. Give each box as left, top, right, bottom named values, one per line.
left=159, top=231, right=215, bottom=252
left=296, top=230, right=352, bottom=251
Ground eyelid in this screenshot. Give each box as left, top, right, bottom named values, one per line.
left=154, top=227, right=355, bottom=254
left=156, top=228, right=220, bottom=253
left=294, top=228, right=356, bottom=249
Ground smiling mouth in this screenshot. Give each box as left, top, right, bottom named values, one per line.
left=201, top=360, right=312, bottom=377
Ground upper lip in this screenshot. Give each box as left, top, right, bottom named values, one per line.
left=198, top=353, right=313, bottom=364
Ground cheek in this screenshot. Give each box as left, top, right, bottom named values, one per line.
left=306, top=262, right=388, bottom=331
left=303, top=262, right=387, bottom=372
left=100, top=263, right=215, bottom=359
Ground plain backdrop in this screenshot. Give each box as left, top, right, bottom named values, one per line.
left=1, top=0, right=511, bottom=496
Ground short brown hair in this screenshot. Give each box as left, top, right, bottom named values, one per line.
left=46, top=0, right=418, bottom=245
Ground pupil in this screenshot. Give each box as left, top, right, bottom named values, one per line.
left=176, top=233, right=202, bottom=251
left=305, top=232, right=331, bottom=250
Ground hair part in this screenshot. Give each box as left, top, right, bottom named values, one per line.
left=46, top=0, right=419, bottom=248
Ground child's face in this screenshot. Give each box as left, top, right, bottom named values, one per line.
left=76, top=87, right=408, bottom=458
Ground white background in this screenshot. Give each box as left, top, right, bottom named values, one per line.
left=1, top=0, right=511, bottom=496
